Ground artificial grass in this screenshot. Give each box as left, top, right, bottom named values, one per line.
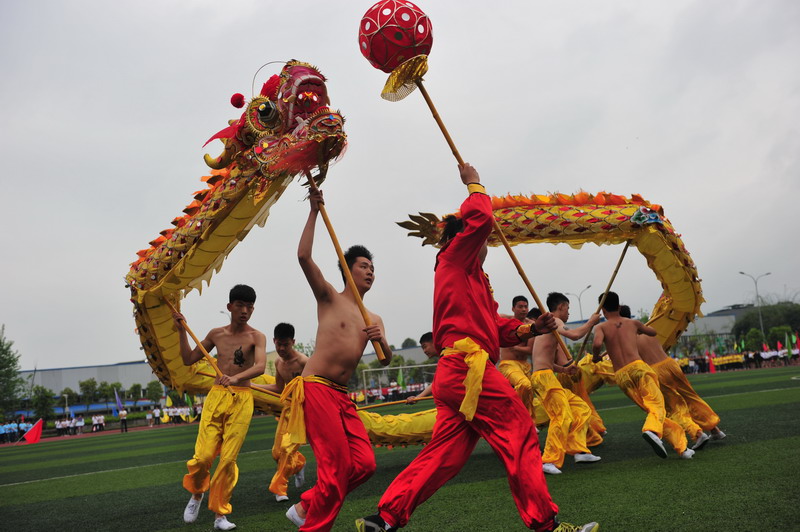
left=1, top=366, right=798, bottom=531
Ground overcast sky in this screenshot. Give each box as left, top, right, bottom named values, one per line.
left=1, top=0, right=797, bottom=373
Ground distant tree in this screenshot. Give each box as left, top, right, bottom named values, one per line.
left=60, top=387, right=78, bottom=413
left=744, top=328, right=764, bottom=352
left=97, top=381, right=113, bottom=408
left=637, top=309, right=650, bottom=323
left=79, top=378, right=98, bottom=407
left=768, top=325, right=792, bottom=349
left=294, top=341, right=315, bottom=356
left=733, top=302, right=800, bottom=338
left=401, top=337, right=417, bottom=349
left=31, top=385, right=56, bottom=422
left=350, top=362, right=369, bottom=389
left=145, top=380, right=163, bottom=404
left=128, top=383, right=143, bottom=406
left=0, top=325, right=25, bottom=416
left=167, top=389, right=183, bottom=406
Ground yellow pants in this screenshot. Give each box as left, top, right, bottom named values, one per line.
left=615, top=361, right=687, bottom=454
left=532, top=369, right=592, bottom=468
left=269, top=405, right=306, bottom=497
left=497, top=360, right=549, bottom=426
left=183, top=386, right=253, bottom=515
left=652, top=358, right=720, bottom=437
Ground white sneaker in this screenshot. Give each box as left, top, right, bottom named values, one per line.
left=286, top=504, right=306, bottom=527
left=214, top=515, right=237, bottom=530
left=681, top=448, right=695, bottom=460
left=542, top=463, right=562, bottom=475
left=642, top=430, right=668, bottom=459
left=295, top=465, right=306, bottom=488
left=692, top=432, right=710, bottom=451
left=183, top=493, right=203, bottom=523
left=574, top=453, right=601, bottom=464
left=275, top=494, right=289, bottom=502
left=711, top=429, right=727, bottom=441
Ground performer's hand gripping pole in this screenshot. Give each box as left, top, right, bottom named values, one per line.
left=575, top=240, right=632, bottom=361
left=164, top=298, right=236, bottom=395
left=414, top=80, right=574, bottom=361
left=304, top=171, right=387, bottom=362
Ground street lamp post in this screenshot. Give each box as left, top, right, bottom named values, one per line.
left=566, top=284, right=592, bottom=321
left=739, top=271, right=771, bottom=344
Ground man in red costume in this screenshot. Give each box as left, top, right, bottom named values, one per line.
left=356, top=164, right=599, bottom=532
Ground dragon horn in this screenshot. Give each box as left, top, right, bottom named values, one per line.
left=203, top=147, right=233, bottom=170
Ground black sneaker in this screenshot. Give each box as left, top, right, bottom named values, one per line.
left=355, top=514, right=396, bottom=532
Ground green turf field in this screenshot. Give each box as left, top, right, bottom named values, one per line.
left=2, top=366, right=799, bottom=531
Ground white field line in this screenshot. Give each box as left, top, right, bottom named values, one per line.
left=2, top=385, right=798, bottom=488
left=0, top=449, right=266, bottom=488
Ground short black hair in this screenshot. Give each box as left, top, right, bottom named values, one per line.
left=512, top=295, right=529, bottom=307
left=439, top=215, right=464, bottom=245
left=419, top=332, right=433, bottom=344
left=338, top=245, right=373, bottom=281
left=273, top=322, right=295, bottom=339
left=599, top=291, right=620, bottom=312
left=546, top=292, right=569, bottom=312
left=527, top=308, right=542, bottom=320
left=229, top=284, right=256, bottom=303
left=619, top=305, right=632, bottom=318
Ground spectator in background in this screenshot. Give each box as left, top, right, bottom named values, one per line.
left=76, top=415, right=85, bottom=435
left=146, top=410, right=153, bottom=427
left=119, top=408, right=128, bottom=433
left=153, top=406, right=161, bottom=425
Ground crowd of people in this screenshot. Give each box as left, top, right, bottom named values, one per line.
left=0, top=419, right=35, bottom=443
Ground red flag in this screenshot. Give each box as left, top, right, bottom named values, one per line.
left=22, top=419, right=43, bottom=444
left=708, top=351, right=716, bottom=374
left=762, top=343, right=769, bottom=352
left=777, top=341, right=783, bottom=350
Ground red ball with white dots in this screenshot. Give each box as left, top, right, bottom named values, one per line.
left=359, top=0, right=433, bottom=73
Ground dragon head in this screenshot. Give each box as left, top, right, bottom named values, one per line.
left=204, top=60, right=346, bottom=180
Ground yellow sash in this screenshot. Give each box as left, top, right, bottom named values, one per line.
left=279, top=375, right=348, bottom=445
left=442, top=337, right=489, bottom=421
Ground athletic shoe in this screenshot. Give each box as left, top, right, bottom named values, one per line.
left=681, top=448, right=695, bottom=460
left=355, top=514, right=397, bottom=532
left=553, top=521, right=600, bottom=531
left=295, top=465, right=306, bottom=488
left=214, top=516, right=237, bottom=530
left=574, top=453, right=601, bottom=464
left=542, top=463, right=562, bottom=475
left=642, top=430, right=668, bottom=459
left=286, top=504, right=306, bottom=527
left=275, top=494, right=289, bottom=502
left=692, top=432, right=710, bottom=451
left=183, top=493, right=203, bottom=523
left=711, top=429, right=726, bottom=441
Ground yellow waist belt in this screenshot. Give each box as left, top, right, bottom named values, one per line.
left=280, top=375, right=348, bottom=445
left=442, top=337, right=489, bottom=422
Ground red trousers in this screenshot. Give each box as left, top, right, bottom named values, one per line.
left=300, top=381, right=376, bottom=531
left=378, top=354, right=559, bottom=531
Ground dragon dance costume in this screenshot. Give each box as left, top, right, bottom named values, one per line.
left=280, top=375, right=376, bottom=531
left=651, top=357, right=720, bottom=437
left=377, top=184, right=559, bottom=532
left=183, top=385, right=253, bottom=515
left=497, top=360, right=550, bottom=426
left=614, top=360, right=688, bottom=453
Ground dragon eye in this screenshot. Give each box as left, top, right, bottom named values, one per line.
left=258, top=101, right=277, bottom=122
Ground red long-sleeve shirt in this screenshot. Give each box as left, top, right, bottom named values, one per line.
left=432, top=190, right=523, bottom=363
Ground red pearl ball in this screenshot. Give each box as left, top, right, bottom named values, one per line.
left=359, top=0, right=433, bottom=73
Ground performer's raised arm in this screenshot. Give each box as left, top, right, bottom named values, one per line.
left=298, top=189, right=335, bottom=303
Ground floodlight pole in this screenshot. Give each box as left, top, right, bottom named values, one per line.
left=566, top=284, right=592, bottom=321
left=739, top=271, right=770, bottom=343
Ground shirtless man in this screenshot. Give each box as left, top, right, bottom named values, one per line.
left=619, top=306, right=726, bottom=451
left=176, top=284, right=267, bottom=531
left=284, top=188, right=392, bottom=531
left=405, top=332, right=438, bottom=404
left=263, top=323, right=309, bottom=502
left=592, top=292, right=691, bottom=459
left=530, top=292, right=601, bottom=474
